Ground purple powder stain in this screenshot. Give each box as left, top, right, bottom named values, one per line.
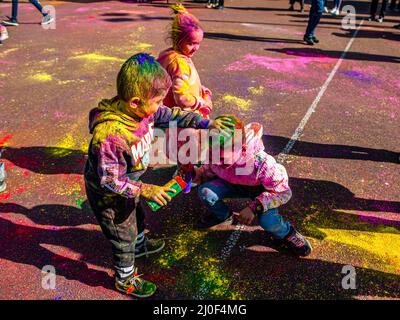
left=339, top=70, right=376, bottom=83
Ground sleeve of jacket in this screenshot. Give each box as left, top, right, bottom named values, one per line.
left=250, top=156, right=292, bottom=212
left=96, top=135, right=143, bottom=198
left=153, top=105, right=210, bottom=129
left=168, top=57, right=202, bottom=111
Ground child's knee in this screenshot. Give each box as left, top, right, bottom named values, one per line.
left=258, top=209, right=283, bottom=233
left=198, top=185, right=220, bottom=207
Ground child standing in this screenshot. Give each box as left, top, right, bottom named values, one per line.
left=157, top=4, right=214, bottom=192
left=84, top=53, right=230, bottom=297
left=157, top=3, right=212, bottom=119
left=196, top=116, right=312, bottom=257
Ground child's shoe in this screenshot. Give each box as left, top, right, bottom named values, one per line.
left=312, top=36, right=320, bottom=43
left=376, top=16, right=384, bottom=23
left=331, top=8, right=340, bottom=16
left=368, top=15, right=376, bottom=21
left=115, top=268, right=156, bottom=298
left=135, top=237, right=165, bottom=258
left=282, top=226, right=312, bottom=257
left=288, top=5, right=294, bottom=11
left=324, top=6, right=329, bottom=13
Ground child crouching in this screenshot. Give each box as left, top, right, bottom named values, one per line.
left=195, top=115, right=312, bottom=257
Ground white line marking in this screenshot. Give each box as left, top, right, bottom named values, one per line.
left=194, top=20, right=364, bottom=299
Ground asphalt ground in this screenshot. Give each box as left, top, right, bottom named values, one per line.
left=0, top=0, right=399, bottom=299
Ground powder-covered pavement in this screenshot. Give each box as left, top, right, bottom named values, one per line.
left=0, top=0, right=399, bottom=299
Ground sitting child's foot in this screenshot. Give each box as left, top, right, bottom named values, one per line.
left=115, top=268, right=156, bottom=298
left=135, top=237, right=165, bottom=258
left=282, top=226, right=312, bottom=257
left=198, top=212, right=233, bottom=229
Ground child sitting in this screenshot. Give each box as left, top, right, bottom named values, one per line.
left=84, top=53, right=230, bottom=298
left=195, top=115, right=312, bottom=257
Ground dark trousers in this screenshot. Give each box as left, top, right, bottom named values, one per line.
left=11, top=0, right=47, bottom=20
left=370, top=0, right=388, bottom=17
left=305, top=0, right=324, bottom=37
left=290, top=0, right=305, bottom=7
left=390, top=0, right=399, bottom=9
left=85, top=183, right=146, bottom=273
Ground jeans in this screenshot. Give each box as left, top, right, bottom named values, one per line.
left=198, top=179, right=291, bottom=239
left=305, top=0, right=324, bottom=37
left=370, top=0, right=388, bottom=17
left=11, top=0, right=47, bottom=20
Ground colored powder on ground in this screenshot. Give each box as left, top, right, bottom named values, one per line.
left=248, top=85, right=265, bottom=95
left=339, top=70, right=376, bottom=83
left=222, top=95, right=252, bottom=111
left=135, top=43, right=153, bottom=51
left=49, top=134, right=88, bottom=157
left=320, top=228, right=400, bottom=274
left=227, top=54, right=335, bottom=73
left=0, top=134, right=13, bottom=148
left=29, top=73, right=53, bottom=82
left=70, top=53, right=124, bottom=63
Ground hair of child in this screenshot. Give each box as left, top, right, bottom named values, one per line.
left=117, top=53, right=172, bottom=102
left=169, top=3, right=203, bottom=52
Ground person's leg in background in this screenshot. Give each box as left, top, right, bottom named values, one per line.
left=370, top=0, right=379, bottom=19
left=304, top=0, right=324, bottom=44
left=379, top=0, right=388, bottom=20
left=289, top=0, right=296, bottom=10
left=258, top=208, right=291, bottom=240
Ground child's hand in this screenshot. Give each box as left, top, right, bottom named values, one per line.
left=237, top=207, right=255, bottom=225
left=209, top=116, right=235, bottom=136
left=192, top=166, right=204, bottom=185
left=141, top=183, right=176, bottom=207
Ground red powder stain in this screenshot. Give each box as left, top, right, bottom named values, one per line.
left=86, top=15, right=96, bottom=20
left=0, top=134, right=13, bottom=147
left=0, top=191, right=11, bottom=202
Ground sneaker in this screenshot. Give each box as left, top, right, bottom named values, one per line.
left=213, top=5, right=224, bottom=9
left=303, top=35, right=315, bottom=45
left=324, top=7, right=329, bottom=13
left=288, top=5, right=294, bottom=11
left=300, top=7, right=305, bottom=13
left=115, top=268, right=157, bottom=298
left=135, top=237, right=165, bottom=258
left=282, top=226, right=312, bottom=257
left=331, top=8, right=340, bottom=16
left=198, top=212, right=233, bottom=229
left=0, top=163, right=6, bottom=193
left=312, top=36, right=320, bottom=43
left=41, top=14, right=54, bottom=26
left=368, top=15, right=376, bottom=21
left=2, top=17, right=18, bottom=26
left=376, top=16, right=384, bottom=23
left=206, top=2, right=215, bottom=8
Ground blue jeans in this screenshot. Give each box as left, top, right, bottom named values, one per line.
left=305, top=0, right=324, bottom=37
left=198, top=179, right=291, bottom=239
left=11, top=0, right=47, bottom=21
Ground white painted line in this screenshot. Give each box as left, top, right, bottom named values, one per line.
left=194, top=20, right=364, bottom=299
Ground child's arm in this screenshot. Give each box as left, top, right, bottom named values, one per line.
left=169, top=57, right=205, bottom=112
left=96, top=136, right=176, bottom=206
left=153, top=105, right=233, bottom=131
left=96, top=137, right=143, bottom=198
left=193, top=164, right=216, bottom=185
left=249, top=159, right=293, bottom=213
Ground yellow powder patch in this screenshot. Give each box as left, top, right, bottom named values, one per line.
left=248, top=85, right=265, bottom=95
left=0, top=48, right=19, bottom=58
left=222, top=95, right=252, bottom=111
left=320, top=228, right=400, bottom=274
left=70, top=53, right=124, bottom=63
left=49, top=133, right=88, bottom=157
left=135, top=43, right=153, bottom=51
left=29, top=73, right=53, bottom=82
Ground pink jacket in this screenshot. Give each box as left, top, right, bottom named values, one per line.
left=201, top=123, right=292, bottom=212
